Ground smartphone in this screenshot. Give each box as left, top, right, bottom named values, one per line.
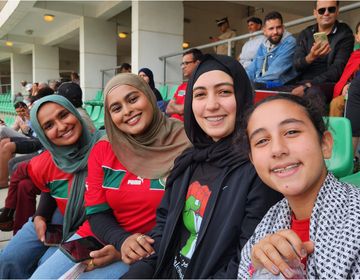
left=313, top=32, right=328, bottom=45
left=60, top=236, right=104, bottom=263
left=44, top=224, right=63, bottom=246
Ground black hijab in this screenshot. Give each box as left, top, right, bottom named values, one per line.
left=167, top=54, right=254, bottom=186
left=138, top=67, right=163, bottom=101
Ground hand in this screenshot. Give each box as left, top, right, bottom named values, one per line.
left=33, top=216, right=47, bottom=242
left=251, top=229, right=314, bottom=278
left=306, top=41, right=331, bottom=63
left=84, top=245, right=122, bottom=272
left=121, top=233, right=155, bottom=264
left=291, top=85, right=306, bottom=97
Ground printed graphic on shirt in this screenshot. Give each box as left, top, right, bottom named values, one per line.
left=48, top=179, right=69, bottom=199
left=173, top=181, right=212, bottom=279
left=181, top=181, right=211, bottom=258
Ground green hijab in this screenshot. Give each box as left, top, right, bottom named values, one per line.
left=31, top=95, right=104, bottom=240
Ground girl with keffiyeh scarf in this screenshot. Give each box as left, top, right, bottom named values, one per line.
left=238, top=94, right=360, bottom=279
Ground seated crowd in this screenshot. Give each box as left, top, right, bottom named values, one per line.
left=1, top=0, right=360, bottom=279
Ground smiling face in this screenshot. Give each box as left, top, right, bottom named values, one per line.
left=107, top=84, right=154, bottom=136
left=314, top=0, right=338, bottom=31
left=247, top=99, right=332, bottom=200
left=37, top=102, right=83, bottom=146
left=263, top=18, right=284, bottom=45
left=192, top=70, right=236, bottom=142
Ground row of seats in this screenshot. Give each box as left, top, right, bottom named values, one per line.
left=158, top=84, right=179, bottom=102
left=0, top=93, right=16, bottom=126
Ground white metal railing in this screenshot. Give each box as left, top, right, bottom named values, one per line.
left=159, top=2, right=360, bottom=84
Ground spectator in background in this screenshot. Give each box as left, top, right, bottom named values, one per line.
left=0, top=102, right=33, bottom=140
left=166, top=48, right=203, bottom=121
left=239, top=17, right=265, bottom=69
left=49, top=80, right=59, bottom=93
left=246, top=11, right=297, bottom=88
left=211, top=17, right=236, bottom=56
left=20, top=80, right=29, bottom=101
left=57, top=82, right=95, bottom=133
left=119, top=63, right=132, bottom=73
left=289, top=0, right=353, bottom=104
left=70, top=72, right=80, bottom=85
left=138, top=68, right=167, bottom=112
left=329, top=22, right=360, bottom=118
left=13, top=92, right=23, bottom=103
left=31, top=82, right=39, bottom=97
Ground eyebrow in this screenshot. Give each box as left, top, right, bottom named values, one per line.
left=248, top=118, right=305, bottom=141
left=40, top=109, right=68, bottom=128
left=108, top=91, right=138, bottom=108
left=193, top=82, right=233, bottom=92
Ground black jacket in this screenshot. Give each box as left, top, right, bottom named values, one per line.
left=293, top=21, right=354, bottom=84
left=122, top=161, right=282, bottom=279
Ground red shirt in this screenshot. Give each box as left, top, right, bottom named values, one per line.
left=77, top=140, right=165, bottom=237
left=291, top=214, right=310, bottom=269
left=170, top=82, right=187, bottom=122
left=28, top=151, right=73, bottom=215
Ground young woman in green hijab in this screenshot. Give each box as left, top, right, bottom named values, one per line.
left=0, top=95, right=104, bottom=279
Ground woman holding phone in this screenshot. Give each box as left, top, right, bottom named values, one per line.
left=0, top=95, right=104, bottom=279
left=30, top=73, right=190, bottom=279
left=237, top=94, right=360, bottom=279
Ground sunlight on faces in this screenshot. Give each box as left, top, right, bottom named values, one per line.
left=37, top=102, right=83, bottom=146
left=138, top=72, right=150, bottom=84
left=314, top=0, right=338, bottom=30
left=192, top=70, right=236, bottom=142
left=107, top=85, right=154, bottom=136
left=247, top=99, right=333, bottom=199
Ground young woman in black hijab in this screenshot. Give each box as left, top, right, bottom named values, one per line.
left=122, top=54, right=282, bottom=279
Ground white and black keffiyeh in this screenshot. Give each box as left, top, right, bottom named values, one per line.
left=238, top=173, right=360, bottom=279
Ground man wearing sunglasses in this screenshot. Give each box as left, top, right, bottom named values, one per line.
left=290, top=0, right=353, bottom=106
left=166, top=48, right=203, bottom=122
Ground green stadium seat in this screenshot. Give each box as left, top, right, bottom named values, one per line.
left=90, top=105, right=102, bottom=122
left=340, top=172, right=360, bottom=188
left=325, top=117, right=354, bottom=178
left=158, top=85, right=168, bottom=100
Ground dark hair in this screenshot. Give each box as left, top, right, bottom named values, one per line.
left=57, top=82, right=83, bottom=108
left=29, top=87, right=55, bottom=104
left=264, top=11, right=283, bottom=25
left=238, top=94, right=327, bottom=154
left=14, top=101, right=27, bottom=109
left=356, top=22, right=360, bottom=34
left=71, top=72, right=79, bottom=80
left=247, top=17, right=262, bottom=26
left=183, top=48, right=203, bottom=62
left=314, top=0, right=340, bottom=8
left=119, top=63, right=131, bottom=72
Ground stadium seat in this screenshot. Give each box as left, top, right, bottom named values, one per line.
left=158, top=85, right=168, bottom=100
left=325, top=117, right=354, bottom=178
left=340, top=172, right=360, bottom=188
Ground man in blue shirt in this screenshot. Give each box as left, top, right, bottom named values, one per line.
left=246, top=11, right=297, bottom=89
